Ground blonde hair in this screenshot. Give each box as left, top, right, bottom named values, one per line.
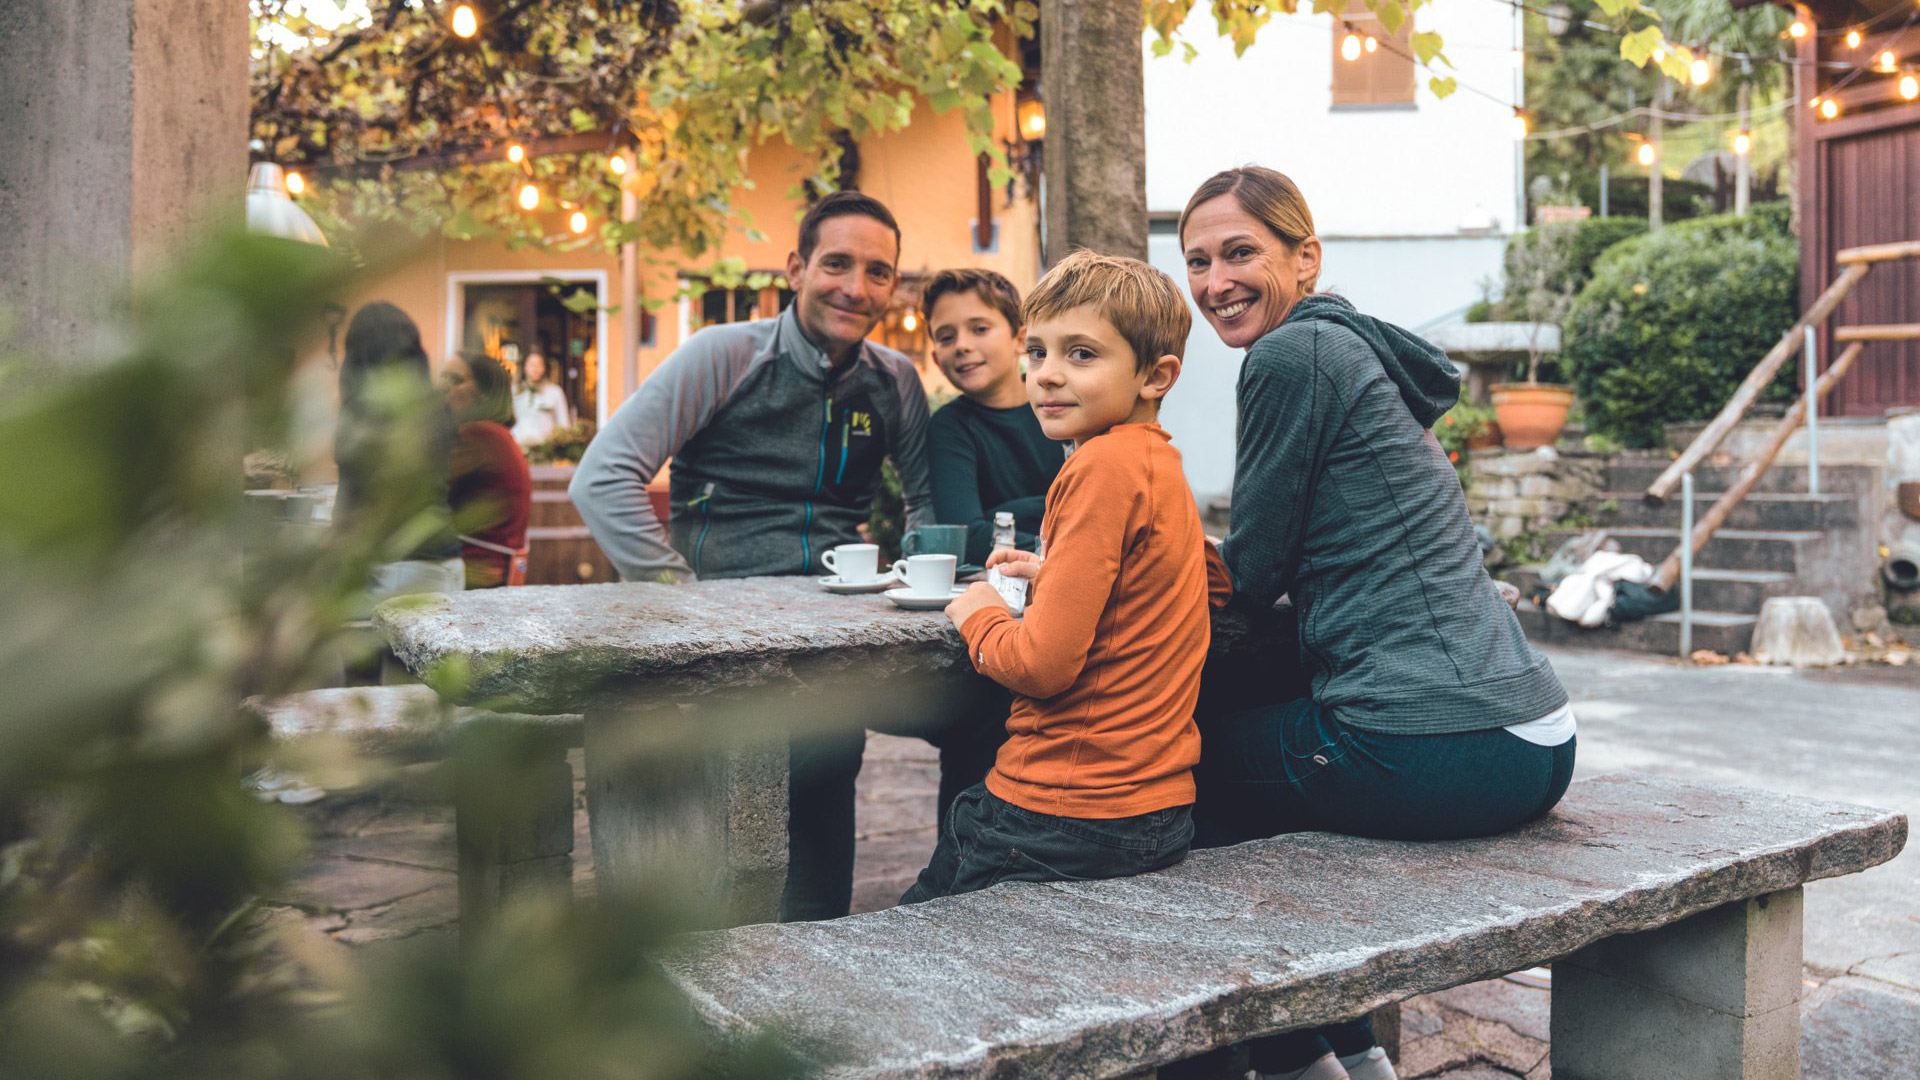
left=1023, top=250, right=1192, bottom=373
left=1177, top=166, right=1321, bottom=293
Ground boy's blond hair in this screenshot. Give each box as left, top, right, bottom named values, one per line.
left=1023, top=250, right=1192, bottom=374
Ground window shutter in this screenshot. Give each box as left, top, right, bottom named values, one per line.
left=1331, top=0, right=1416, bottom=107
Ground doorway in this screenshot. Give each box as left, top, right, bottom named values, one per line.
left=446, top=271, right=610, bottom=426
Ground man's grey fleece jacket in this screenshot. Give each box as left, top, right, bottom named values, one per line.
left=571, top=306, right=932, bottom=582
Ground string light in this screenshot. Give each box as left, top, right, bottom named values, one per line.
left=1845, top=28, right=1863, bottom=49
left=1690, top=56, right=1712, bottom=85
left=518, top=183, right=540, bottom=211
left=901, top=312, right=920, bottom=332
left=1511, top=109, right=1529, bottom=140
left=1788, top=19, right=1809, bottom=39
left=1820, top=97, right=1841, bottom=119
left=1732, top=130, right=1752, bottom=155
left=569, top=211, right=589, bottom=235
left=1878, top=50, right=1899, bottom=73
left=506, top=143, right=525, bottom=164
left=1636, top=141, right=1657, bottom=167
left=608, top=155, right=629, bottom=176
left=1364, top=36, right=1378, bottom=53
left=1341, top=32, right=1362, bottom=61
left=1652, top=46, right=1666, bottom=63
left=284, top=170, right=306, bottom=196
left=1903, top=73, right=1920, bottom=101
left=451, top=3, right=479, bottom=39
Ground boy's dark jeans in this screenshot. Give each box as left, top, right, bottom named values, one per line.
left=900, top=783, right=1193, bottom=904
left=1191, top=695, right=1576, bottom=1074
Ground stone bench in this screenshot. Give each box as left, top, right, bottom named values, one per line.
left=657, top=774, right=1906, bottom=1080
left=247, top=685, right=584, bottom=930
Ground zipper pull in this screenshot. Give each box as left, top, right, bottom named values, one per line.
left=688, top=481, right=715, bottom=508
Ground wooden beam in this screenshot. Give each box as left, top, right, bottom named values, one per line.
left=1836, top=324, right=1920, bottom=342
left=1645, top=261, right=1869, bottom=503
left=1653, top=342, right=1865, bottom=591
left=1835, top=240, right=1920, bottom=265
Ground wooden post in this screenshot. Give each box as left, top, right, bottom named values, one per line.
left=1040, top=0, right=1148, bottom=263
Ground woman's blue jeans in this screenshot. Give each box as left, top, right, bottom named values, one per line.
left=1192, top=697, right=1576, bottom=1073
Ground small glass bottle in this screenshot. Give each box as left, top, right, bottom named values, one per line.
left=991, top=511, right=1017, bottom=558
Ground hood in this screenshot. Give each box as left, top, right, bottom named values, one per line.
left=1280, top=294, right=1459, bottom=427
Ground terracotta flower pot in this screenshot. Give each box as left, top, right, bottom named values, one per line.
left=1490, top=383, right=1574, bottom=450
left=1465, top=420, right=1504, bottom=451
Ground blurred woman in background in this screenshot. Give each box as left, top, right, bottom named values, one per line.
left=439, top=351, right=531, bottom=588
left=511, top=350, right=572, bottom=448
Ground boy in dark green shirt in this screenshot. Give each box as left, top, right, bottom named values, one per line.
left=922, top=269, right=1070, bottom=566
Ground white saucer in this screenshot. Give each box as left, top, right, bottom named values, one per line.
left=818, top=573, right=899, bottom=595
left=884, top=586, right=966, bottom=611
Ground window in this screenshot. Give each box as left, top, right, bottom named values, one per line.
left=1331, top=0, right=1415, bottom=108
left=686, top=279, right=794, bottom=329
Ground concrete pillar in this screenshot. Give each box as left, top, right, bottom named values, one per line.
left=0, top=0, right=247, bottom=363
left=455, top=723, right=578, bottom=936
left=1040, top=0, right=1148, bottom=264
left=1552, top=887, right=1803, bottom=1079
left=584, top=705, right=788, bottom=927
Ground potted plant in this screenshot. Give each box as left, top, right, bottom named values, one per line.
left=1491, top=219, right=1579, bottom=449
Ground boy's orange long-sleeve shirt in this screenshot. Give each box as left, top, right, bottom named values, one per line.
left=960, top=422, right=1230, bottom=819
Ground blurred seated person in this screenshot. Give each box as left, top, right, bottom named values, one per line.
left=334, top=302, right=463, bottom=615
left=922, top=269, right=1069, bottom=566
left=511, top=349, right=572, bottom=448
left=440, top=351, right=532, bottom=588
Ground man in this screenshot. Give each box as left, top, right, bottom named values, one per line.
left=572, top=191, right=994, bottom=921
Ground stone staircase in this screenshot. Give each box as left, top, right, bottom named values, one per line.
left=1512, top=455, right=1875, bottom=657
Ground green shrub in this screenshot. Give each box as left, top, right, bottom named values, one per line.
left=1562, top=206, right=1798, bottom=448
left=1485, top=215, right=1646, bottom=323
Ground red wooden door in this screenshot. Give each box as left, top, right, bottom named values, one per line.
left=1814, top=116, right=1920, bottom=417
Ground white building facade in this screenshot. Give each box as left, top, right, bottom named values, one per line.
left=1144, top=0, right=1523, bottom=500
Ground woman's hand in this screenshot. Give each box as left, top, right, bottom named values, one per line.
left=945, top=581, right=1008, bottom=630
left=985, top=548, right=1043, bottom=581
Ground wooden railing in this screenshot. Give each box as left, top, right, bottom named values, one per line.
left=1647, top=240, right=1920, bottom=592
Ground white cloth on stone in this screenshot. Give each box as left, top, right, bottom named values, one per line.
left=1545, top=550, right=1654, bottom=628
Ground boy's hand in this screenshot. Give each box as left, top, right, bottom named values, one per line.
left=985, top=548, right=1043, bottom=581
left=945, top=581, right=1009, bottom=629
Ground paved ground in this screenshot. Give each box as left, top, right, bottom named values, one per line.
left=268, top=645, right=1920, bottom=1078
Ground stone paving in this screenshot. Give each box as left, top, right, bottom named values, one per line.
left=264, top=645, right=1920, bottom=1078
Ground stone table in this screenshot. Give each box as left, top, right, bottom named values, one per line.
left=376, top=576, right=1301, bottom=926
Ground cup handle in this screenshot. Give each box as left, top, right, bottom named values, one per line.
left=902, top=531, right=921, bottom=556
left=821, top=549, right=839, bottom=575
left=891, top=560, right=909, bottom=582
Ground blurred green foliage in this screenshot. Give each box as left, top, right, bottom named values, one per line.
left=0, top=232, right=797, bottom=1079
left=1562, top=203, right=1798, bottom=448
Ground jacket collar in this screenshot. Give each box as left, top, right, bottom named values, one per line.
left=774, top=304, right=878, bottom=382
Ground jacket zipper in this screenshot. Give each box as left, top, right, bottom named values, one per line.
left=803, top=394, right=833, bottom=572
left=835, top=415, right=850, bottom=485
left=690, top=482, right=715, bottom=578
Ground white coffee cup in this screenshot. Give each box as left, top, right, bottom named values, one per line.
left=891, top=554, right=957, bottom=597
left=821, top=543, right=880, bottom=582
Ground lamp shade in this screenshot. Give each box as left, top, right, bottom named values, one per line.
left=246, top=163, right=329, bottom=247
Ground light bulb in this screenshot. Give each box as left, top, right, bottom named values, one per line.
left=1845, top=28, right=1862, bottom=49
left=608, top=155, right=628, bottom=176
left=1788, top=19, right=1808, bottom=39
left=1341, top=33, right=1362, bottom=62
left=1511, top=112, right=1529, bottom=140
left=901, top=312, right=919, bottom=332
left=1903, top=74, right=1920, bottom=101
left=1637, top=142, right=1656, bottom=167
left=1690, top=57, right=1711, bottom=85
left=1653, top=46, right=1666, bottom=63
left=518, top=183, right=540, bottom=211
left=1364, top=36, right=1378, bottom=53
left=569, top=211, right=589, bottom=235
left=1820, top=97, right=1840, bottom=119
left=285, top=170, right=306, bottom=196
left=506, top=143, right=525, bottom=164
left=1733, top=131, right=1751, bottom=155
left=451, top=3, right=479, bottom=39
left=1879, top=50, right=1898, bottom=73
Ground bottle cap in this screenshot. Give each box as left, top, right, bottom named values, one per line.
left=994, top=511, right=1014, bottom=526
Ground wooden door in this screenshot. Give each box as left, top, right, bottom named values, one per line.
left=1813, top=115, right=1920, bottom=416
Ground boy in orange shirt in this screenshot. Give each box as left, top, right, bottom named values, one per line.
left=900, top=250, right=1227, bottom=904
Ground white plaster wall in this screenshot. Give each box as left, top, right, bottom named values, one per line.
left=1143, top=0, right=1522, bottom=236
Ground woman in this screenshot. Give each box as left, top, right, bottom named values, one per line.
left=511, top=350, right=572, bottom=448
left=440, top=351, right=532, bottom=589
left=1180, top=168, right=1575, bottom=1080
left=335, top=302, right=463, bottom=612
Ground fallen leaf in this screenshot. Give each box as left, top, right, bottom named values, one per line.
left=1691, top=649, right=1731, bottom=666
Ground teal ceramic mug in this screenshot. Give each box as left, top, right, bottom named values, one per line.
left=901, top=524, right=968, bottom=562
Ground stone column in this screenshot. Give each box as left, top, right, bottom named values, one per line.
left=1551, top=887, right=1803, bottom=1079
left=454, top=719, right=579, bottom=936
left=0, top=0, right=248, bottom=365
left=1040, top=0, right=1148, bottom=264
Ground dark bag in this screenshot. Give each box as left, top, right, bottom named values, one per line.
left=1610, top=580, right=1679, bottom=622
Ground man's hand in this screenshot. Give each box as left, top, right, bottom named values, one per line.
left=985, top=547, right=1043, bottom=582
left=945, top=581, right=1009, bottom=630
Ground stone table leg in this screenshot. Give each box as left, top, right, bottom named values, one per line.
left=584, top=704, right=787, bottom=927
left=455, top=723, right=577, bottom=937
left=1551, top=886, right=1803, bottom=1079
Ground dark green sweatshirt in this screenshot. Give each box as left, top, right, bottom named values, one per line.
left=927, top=395, right=1069, bottom=565
left=1219, top=294, right=1567, bottom=734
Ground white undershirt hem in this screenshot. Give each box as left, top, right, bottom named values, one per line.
left=1504, top=702, right=1577, bottom=747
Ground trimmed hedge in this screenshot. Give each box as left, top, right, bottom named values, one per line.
left=1562, top=203, right=1798, bottom=448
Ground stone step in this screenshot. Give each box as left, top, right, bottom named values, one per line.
left=1590, top=491, right=1856, bottom=532
left=1605, top=458, right=1877, bottom=496
left=1507, top=566, right=1795, bottom=615
left=1518, top=602, right=1757, bottom=656
left=1603, top=526, right=1821, bottom=574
